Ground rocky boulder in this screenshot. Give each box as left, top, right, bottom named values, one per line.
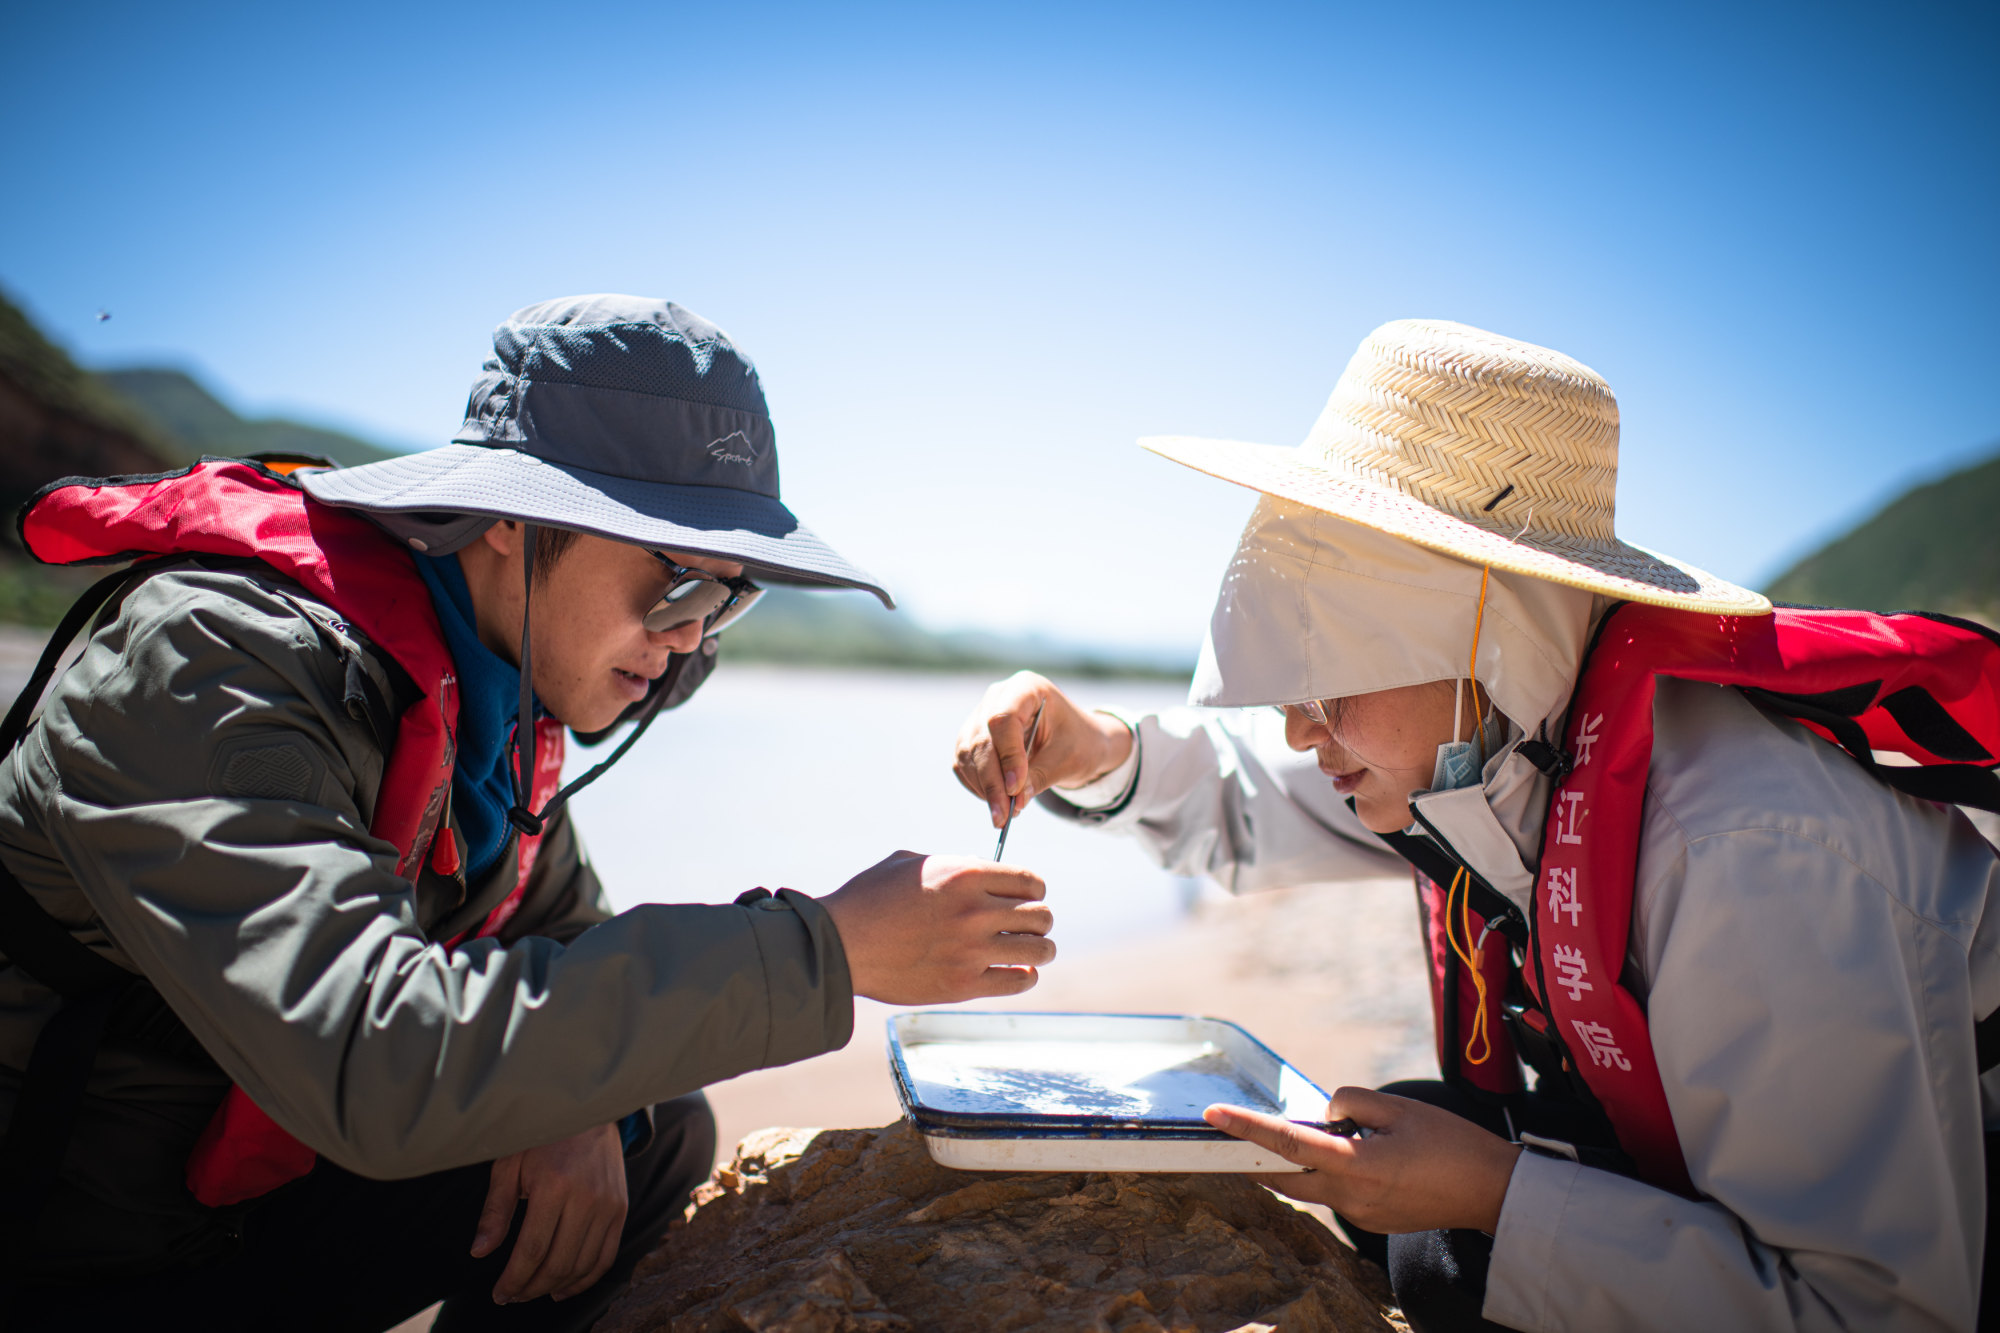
left=598, top=1122, right=1402, bottom=1333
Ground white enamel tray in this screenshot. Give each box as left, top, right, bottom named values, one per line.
left=887, top=1011, right=1332, bottom=1173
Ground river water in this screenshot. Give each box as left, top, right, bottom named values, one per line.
left=562, top=664, right=1204, bottom=958
left=0, top=630, right=1207, bottom=960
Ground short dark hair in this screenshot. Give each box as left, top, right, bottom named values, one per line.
left=531, top=525, right=581, bottom=583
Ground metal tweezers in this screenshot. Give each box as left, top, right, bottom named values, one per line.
left=993, top=700, right=1045, bottom=862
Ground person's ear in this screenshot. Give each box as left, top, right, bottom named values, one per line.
left=478, top=520, right=521, bottom=557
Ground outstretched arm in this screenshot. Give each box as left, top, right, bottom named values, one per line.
left=953, top=671, right=1399, bottom=892
left=3, top=572, right=1042, bottom=1182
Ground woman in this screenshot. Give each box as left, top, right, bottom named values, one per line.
left=954, top=320, right=1999, bottom=1331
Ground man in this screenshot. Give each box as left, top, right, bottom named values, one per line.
left=954, top=319, right=1999, bottom=1330
left=0, top=295, right=1054, bottom=1330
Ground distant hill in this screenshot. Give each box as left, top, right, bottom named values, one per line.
left=0, top=290, right=406, bottom=625
left=0, top=291, right=182, bottom=621
left=0, top=290, right=1191, bottom=676
left=1767, top=447, right=2000, bottom=626
left=0, top=291, right=178, bottom=511
left=99, top=368, right=399, bottom=469
left=721, top=587, right=1189, bottom=679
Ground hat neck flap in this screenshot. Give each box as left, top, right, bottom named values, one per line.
left=1195, top=496, right=1601, bottom=731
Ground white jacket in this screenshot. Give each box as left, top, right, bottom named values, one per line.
left=1053, top=497, right=2000, bottom=1331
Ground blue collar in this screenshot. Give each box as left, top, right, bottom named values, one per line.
left=413, top=554, right=533, bottom=881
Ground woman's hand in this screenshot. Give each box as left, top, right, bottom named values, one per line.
left=1204, top=1087, right=1524, bottom=1234
left=952, top=672, right=1134, bottom=827
left=473, top=1122, right=630, bottom=1304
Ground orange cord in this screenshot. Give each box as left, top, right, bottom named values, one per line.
left=1446, top=563, right=1497, bottom=1066
left=1445, top=865, right=1494, bottom=1065
left=1466, top=564, right=1490, bottom=733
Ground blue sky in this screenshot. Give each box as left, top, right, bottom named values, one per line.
left=4, top=1, right=1995, bottom=654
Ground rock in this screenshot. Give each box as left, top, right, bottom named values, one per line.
left=598, top=1123, right=1403, bottom=1333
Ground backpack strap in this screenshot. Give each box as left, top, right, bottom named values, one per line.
left=1740, top=684, right=2000, bottom=813
left=1362, top=800, right=1528, bottom=944
left=0, top=562, right=181, bottom=1269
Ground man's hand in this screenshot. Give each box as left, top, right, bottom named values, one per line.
left=472, top=1122, right=629, bottom=1305
left=821, top=852, right=1054, bottom=1004
left=1204, top=1088, right=1524, bottom=1234
left=953, top=672, right=1135, bottom=827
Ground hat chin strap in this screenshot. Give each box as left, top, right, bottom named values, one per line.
left=506, top=524, right=685, bottom=838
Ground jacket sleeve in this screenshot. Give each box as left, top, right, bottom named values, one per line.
left=1041, top=705, right=1401, bottom=890
left=4, top=571, right=853, bottom=1179
left=1485, top=683, right=1998, bottom=1333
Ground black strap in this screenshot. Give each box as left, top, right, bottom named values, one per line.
left=1371, top=820, right=1464, bottom=891
left=0, top=563, right=169, bottom=1270
left=0, top=978, right=131, bottom=1263
left=1371, top=803, right=1529, bottom=949
left=507, top=526, right=543, bottom=836
left=0, top=564, right=151, bottom=755
left=1516, top=736, right=1573, bottom=781
left=0, top=562, right=163, bottom=997
left=0, top=857, right=128, bottom=1000
left=532, top=654, right=685, bottom=823
left=1376, top=807, right=1633, bottom=1147
left=1741, top=685, right=2000, bottom=814
left=0, top=563, right=156, bottom=1000
left=505, top=526, right=688, bottom=839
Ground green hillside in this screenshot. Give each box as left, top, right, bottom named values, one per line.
left=720, top=587, right=1187, bottom=679
left=0, top=295, right=173, bottom=455
left=0, top=292, right=179, bottom=622
left=99, top=368, right=400, bottom=468
left=1767, top=447, right=2000, bottom=625
left=0, top=289, right=400, bottom=473
left=0, top=292, right=1191, bottom=676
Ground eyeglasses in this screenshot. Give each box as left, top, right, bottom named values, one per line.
left=1273, top=700, right=1334, bottom=726
left=646, top=553, right=763, bottom=634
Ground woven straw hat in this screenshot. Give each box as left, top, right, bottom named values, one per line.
left=1144, top=319, right=1770, bottom=615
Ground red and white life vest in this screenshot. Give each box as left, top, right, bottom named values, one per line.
left=21, top=458, right=566, bottom=1206
left=1421, top=602, right=2000, bottom=1196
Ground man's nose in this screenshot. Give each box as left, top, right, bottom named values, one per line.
left=655, top=620, right=705, bottom=655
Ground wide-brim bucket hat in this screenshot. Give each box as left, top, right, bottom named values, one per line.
left=1142, top=319, right=1770, bottom=616
left=301, top=294, right=891, bottom=606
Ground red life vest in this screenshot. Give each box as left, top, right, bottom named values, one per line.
left=1421, top=602, right=2000, bottom=1197
left=20, top=457, right=567, bottom=1207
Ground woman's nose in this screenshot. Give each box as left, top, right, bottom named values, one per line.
left=1281, top=706, right=1331, bottom=753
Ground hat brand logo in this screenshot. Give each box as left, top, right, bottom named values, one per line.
left=706, top=430, right=759, bottom=466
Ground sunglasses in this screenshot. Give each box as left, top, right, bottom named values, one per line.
left=646, top=553, right=763, bottom=634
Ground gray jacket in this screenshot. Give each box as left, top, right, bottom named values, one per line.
left=0, top=564, right=854, bottom=1278
left=1054, top=693, right=1999, bottom=1331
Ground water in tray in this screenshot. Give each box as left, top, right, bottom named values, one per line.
left=899, top=1037, right=1284, bottom=1121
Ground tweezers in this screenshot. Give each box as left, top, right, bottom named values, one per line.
left=993, top=700, right=1046, bottom=862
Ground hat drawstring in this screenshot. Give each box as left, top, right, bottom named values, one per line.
left=506, top=527, right=542, bottom=836
left=505, top=524, right=684, bottom=839
left=1444, top=563, right=1496, bottom=1067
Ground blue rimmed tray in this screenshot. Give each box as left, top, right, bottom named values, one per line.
left=888, top=1011, right=1330, bottom=1172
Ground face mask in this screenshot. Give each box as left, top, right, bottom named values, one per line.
left=1431, top=739, right=1480, bottom=791
left=1430, top=678, right=1484, bottom=792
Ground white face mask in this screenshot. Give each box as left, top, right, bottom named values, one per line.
left=1430, top=678, right=1484, bottom=792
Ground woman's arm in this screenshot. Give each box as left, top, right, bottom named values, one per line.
left=954, top=672, right=1399, bottom=891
